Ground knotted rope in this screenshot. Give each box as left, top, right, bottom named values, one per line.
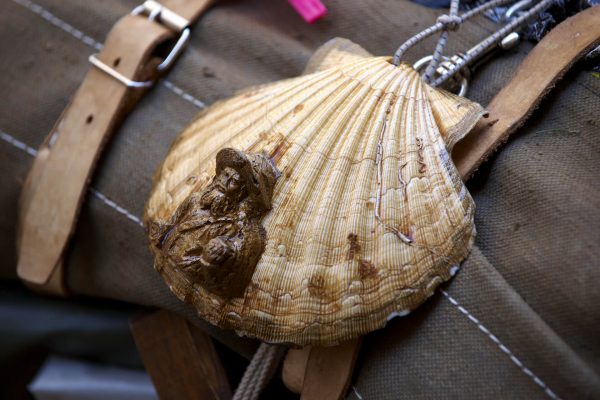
left=423, top=0, right=461, bottom=83
left=431, top=0, right=556, bottom=86
left=393, top=0, right=557, bottom=87
left=392, top=0, right=517, bottom=66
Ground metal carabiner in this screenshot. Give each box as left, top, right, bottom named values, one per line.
left=504, top=0, right=534, bottom=21
left=414, top=55, right=470, bottom=97
left=413, top=5, right=524, bottom=97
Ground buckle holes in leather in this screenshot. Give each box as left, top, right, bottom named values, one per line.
left=86, top=115, right=94, bottom=124
left=113, top=57, right=121, bottom=67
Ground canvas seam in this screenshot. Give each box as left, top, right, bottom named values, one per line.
left=1, top=129, right=144, bottom=227
left=11, top=0, right=104, bottom=50
left=440, top=289, right=562, bottom=400
left=162, top=80, right=207, bottom=108
left=1, top=131, right=39, bottom=157
left=11, top=0, right=207, bottom=109
left=88, top=189, right=144, bottom=227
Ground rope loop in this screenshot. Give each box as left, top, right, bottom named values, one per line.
left=392, top=0, right=517, bottom=66
left=395, top=0, right=556, bottom=89
left=436, top=14, right=462, bottom=31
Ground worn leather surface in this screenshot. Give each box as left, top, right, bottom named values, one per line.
left=1, top=0, right=599, bottom=398
left=17, top=0, right=214, bottom=293
left=17, top=15, right=170, bottom=291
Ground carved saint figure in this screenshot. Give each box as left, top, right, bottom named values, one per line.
left=150, top=148, right=279, bottom=298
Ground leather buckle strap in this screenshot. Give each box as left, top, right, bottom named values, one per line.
left=88, top=1, right=194, bottom=88
left=131, top=1, right=192, bottom=72
left=132, top=1, right=190, bottom=32
left=17, top=0, right=215, bottom=295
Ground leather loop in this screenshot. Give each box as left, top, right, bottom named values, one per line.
left=17, top=1, right=215, bottom=295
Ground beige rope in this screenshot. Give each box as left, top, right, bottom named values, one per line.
left=423, top=0, right=461, bottom=83
left=431, top=0, right=556, bottom=86
left=392, top=0, right=516, bottom=66
left=393, top=0, right=557, bottom=87
left=232, top=343, right=286, bottom=400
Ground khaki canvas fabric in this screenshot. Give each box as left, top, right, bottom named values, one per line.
left=1, top=0, right=599, bottom=399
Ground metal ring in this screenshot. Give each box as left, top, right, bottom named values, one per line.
left=148, top=5, right=162, bottom=21
left=504, top=0, right=533, bottom=21
left=413, top=55, right=469, bottom=97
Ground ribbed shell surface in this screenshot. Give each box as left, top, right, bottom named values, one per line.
left=146, top=57, right=482, bottom=345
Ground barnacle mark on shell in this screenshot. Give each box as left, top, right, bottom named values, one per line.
left=145, top=39, right=485, bottom=346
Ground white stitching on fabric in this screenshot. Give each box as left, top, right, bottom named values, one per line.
left=0, top=131, right=38, bottom=157
left=12, top=0, right=103, bottom=51
left=440, top=289, right=562, bottom=400
left=162, top=80, right=207, bottom=108
left=88, top=189, right=144, bottom=227
left=12, top=0, right=207, bottom=109
left=351, top=385, right=364, bottom=400
left=0, top=129, right=144, bottom=228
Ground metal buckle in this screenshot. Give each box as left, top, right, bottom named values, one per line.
left=89, top=1, right=191, bottom=88
left=89, top=55, right=154, bottom=88
left=131, top=0, right=191, bottom=71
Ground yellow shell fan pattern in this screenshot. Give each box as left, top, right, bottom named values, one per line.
left=145, top=48, right=485, bottom=345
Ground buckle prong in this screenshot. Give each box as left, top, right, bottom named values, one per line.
left=131, top=1, right=191, bottom=71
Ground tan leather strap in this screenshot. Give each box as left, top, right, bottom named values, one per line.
left=454, top=6, right=600, bottom=179
left=17, top=1, right=214, bottom=295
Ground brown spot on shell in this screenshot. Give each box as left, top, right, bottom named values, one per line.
left=270, top=138, right=292, bottom=163
left=359, top=260, right=377, bottom=279
left=308, top=274, right=327, bottom=298
left=294, top=104, right=304, bottom=114
left=347, top=233, right=360, bottom=261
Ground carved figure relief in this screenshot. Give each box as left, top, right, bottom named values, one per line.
left=150, top=148, right=279, bottom=298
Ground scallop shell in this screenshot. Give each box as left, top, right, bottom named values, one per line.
left=145, top=45, right=485, bottom=345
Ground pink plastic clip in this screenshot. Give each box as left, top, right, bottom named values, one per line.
left=288, top=0, right=327, bottom=23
